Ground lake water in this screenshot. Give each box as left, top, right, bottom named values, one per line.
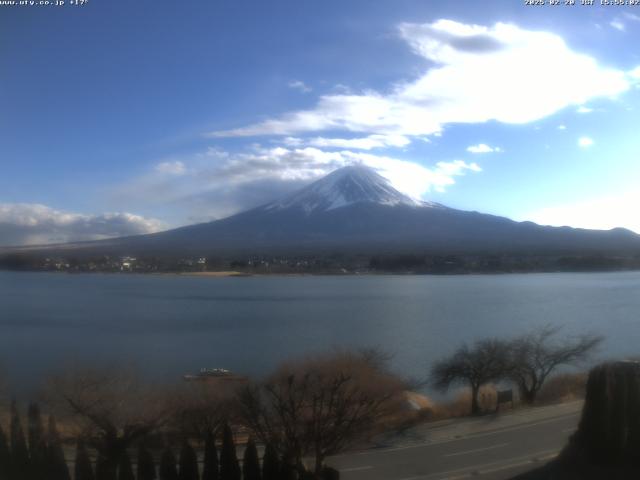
left=1, top=271, right=639, bottom=393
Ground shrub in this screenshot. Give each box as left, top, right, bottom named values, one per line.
left=242, top=437, right=261, bottom=480
left=201, top=434, right=218, bottom=480
left=219, top=425, right=240, bottom=480
left=75, top=439, right=95, bottom=480
left=178, top=442, right=199, bottom=480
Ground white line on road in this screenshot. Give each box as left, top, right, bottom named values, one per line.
left=477, top=452, right=558, bottom=476
left=400, top=448, right=560, bottom=480
left=443, top=442, right=509, bottom=458
left=340, top=466, right=373, bottom=472
left=340, top=412, right=579, bottom=458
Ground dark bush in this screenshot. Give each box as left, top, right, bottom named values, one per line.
left=47, top=415, right=71, bottom=480
left=0, top=424, right=10, bottom=479
left=96, top=453, right=115, bottom=480
left=201, top=434, right=218, bottom=480
left=159, top=448, right=179, bottom=480
left=9, top=401, right=29, bottom=477
left=137, top=444, right=157, bottom=480
left=117, top=452, right=135, bottom=480
left=178, top=442, right=199, bottom=480
left=260, top=443, right=279, bottom=480
left=242, top=438, right=261, bottom=480
left=219, top=425, right=240, bottom=480
left=27, top=403, right=47, bottom=478
left=75, top=440, right=95, bottom=480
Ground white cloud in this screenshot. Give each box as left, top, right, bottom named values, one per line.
left=155, top=161, right=186, bottom=175
left=578, top=136, right=594, bottom=148
left=557, top=124, right=567, bottom=130
left=0, top=204, right=165, bottom=246
left=610, top=20, right=625, bottom=31
left=288, top=80, right=312, bottom=93
left=466, top=143, right=502, bottom=154
left=524, top=191, right=640, bottom=234
left=628, top=66, right=640, bottom=80
left=113, top=146, right=482, bottom=220
left=576, top=106, right=593, bottom=113
left=210, top=20, right=630, bottom=142
left=283, top=134, right=410, bottom=150
left=334, top=153, right=481, bottom=197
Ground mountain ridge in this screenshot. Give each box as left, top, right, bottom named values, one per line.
left=2, top=165, right=640, bottom=260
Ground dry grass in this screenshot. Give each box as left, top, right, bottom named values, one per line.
left=536, top=372, right=587, bottom=405
left=395, top=384, right=504, bottom=426
left=402, top=374, right=587, bottom=427
left=425, top=384, right=501, bottom=420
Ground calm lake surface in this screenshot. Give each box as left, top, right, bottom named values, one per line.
left=1, top=271, right=639, bottom=393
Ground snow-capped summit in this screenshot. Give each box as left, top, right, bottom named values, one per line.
left=265, top=164, right=436, bottom=214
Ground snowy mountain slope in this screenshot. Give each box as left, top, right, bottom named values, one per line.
left=10, top=165, right=640, bottom=257
left=262, top=164, right=435, bottom=213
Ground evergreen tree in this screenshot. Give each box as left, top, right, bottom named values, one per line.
left=219, top=425, right=240, bottom=480
left=137, top=444, right=157, bottom=480
left=27, top=403, right=47, bottom=479
left=95, top=453, right=116, bottom=480
left=178, top=441, right=199, bottom=480
left=74, top=439, right=95, bottom=480
left=159, top=448, right=179, bottom=480
left=117, top=451, right=135, bottom=480
left=201, top=433, right=218, bottom=480
left=260, top=444, right=279, bottom=480
left=0, top=424, right=11, bottom=480
left=9, top=400, right=29, bottom=478
left=279, top=458, right=297, bottom=480
left=242, top=438, right=261, bottom=480
left=47, top=415, right=71, bottom=480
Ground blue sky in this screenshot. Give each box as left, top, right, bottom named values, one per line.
left=2, top=0, right=640, bottom=245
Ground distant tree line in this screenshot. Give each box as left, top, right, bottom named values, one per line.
left=3, top=251, right=640, bottom=274
left=369, top=253, right=640, bottom=274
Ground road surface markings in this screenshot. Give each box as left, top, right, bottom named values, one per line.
left=446, top=452, right=559, bottom=479
left=339, top=411, right=579, bottom=458
left=395, top=449, right=559, bottom=480
left=443, top=442, right=508, bottom=458
left=340, top=466, right=373, bottom=472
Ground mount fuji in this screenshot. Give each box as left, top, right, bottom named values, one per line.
left=10, top=165, right=640, bottom=258
left=262, top=164, right=430, bottom=213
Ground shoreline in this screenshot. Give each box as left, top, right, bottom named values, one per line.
left=175, top=271, right=253, bottom=277
left=2, top=268, right=640, bottom=278
left=171, top=269, right=640, bottom=278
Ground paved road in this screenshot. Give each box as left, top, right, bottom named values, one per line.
left=327, top=402, right=582, bottom=480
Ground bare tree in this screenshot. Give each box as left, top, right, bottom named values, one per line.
left=508, top=325, right=603, bottom=405
left=430, top=339, right=510, bottom=415
left=44, top=366, right=169, bottom=480
left=238, top=349, right=406, bottom=477
left=167, top=380, right=237, bottom=442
